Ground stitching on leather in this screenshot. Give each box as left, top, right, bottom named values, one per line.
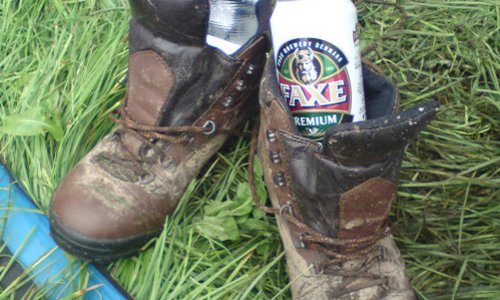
left=278, top=138, right=293, bottom=188
left=342, top=177, right=396, bottom=199
left=229, top=60, right=250, bottom=89
left=193, top=44, right=264, bottom=132
left=274, top=130, right=302, bottom=218
left=221, top=93, right=251, bottom=114
left=194, top=63, right=251, bottom=129
left=211, top=46, right=239, bottom=64
left=209, top=33, right=265, bottom=64
left=280, top=131, right=319, bottom=150
left=339, top=177, right=396, bottom=238
left=130, top=51, right=172, bottom=85
left=235, top=35, right=265, bottom=60
left=220, top=68, right=262, bottom=114
left=128, top=50, right=174, bottom=121
left=262, top=111, right=291, bottom=194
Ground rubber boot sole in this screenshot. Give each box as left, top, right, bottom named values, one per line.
left=49, top=208, right=160, bottom=264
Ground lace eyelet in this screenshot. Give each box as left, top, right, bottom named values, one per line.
left=270, top=151, right=281, bottom=164
left=311, top=262, right=324, bottom=277
left=110, top=131, right=121, bottom=141
left=267, top=130, right=277, bottom=143
left=297, top=233, right=307, bottom=248
left=157, top=152, right=168, bottom=164
left=138, top=144, right=152, bottom=158
left=378, top=246, right=388, bottom=261
left=316, top=141, right=323, bottom=152
left=223, top=96, right=234, bottom=108
left=279, top=203, right=293, bottom=217
left=273, top=172, right=286, bottom=187
left=236, top=80, right=246, bottom=91
left=140, top=173, right=154, bottom=184
left=246, top=64, right=256, bottom=75
left=202, top=120, right=217, bottom=135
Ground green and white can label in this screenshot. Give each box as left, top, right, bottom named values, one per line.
left=276, top=38, right=354, bottom=140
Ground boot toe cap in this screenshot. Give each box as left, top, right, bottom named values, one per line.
left=50, top=163, right=150, bottom=241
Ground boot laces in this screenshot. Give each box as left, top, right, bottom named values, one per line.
left=247, top=129, right=390, bottom=297
left=110, top=106, right=220, bottom=147
left=94, top=104, right=234, bottom=179
left=245, top=2, right=408, bottom=293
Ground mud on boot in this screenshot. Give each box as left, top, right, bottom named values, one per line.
left=254, top=57, right=438, bottom=299
left=50, top=0, right=270, bottom=263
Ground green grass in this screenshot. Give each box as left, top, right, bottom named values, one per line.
left=0, top=0, right=498, bottom=299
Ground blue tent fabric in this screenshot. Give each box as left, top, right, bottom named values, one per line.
left=0, top=163, right=132, bottom=299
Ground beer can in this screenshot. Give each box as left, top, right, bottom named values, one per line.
left=271, top=0, right=366, bottom=140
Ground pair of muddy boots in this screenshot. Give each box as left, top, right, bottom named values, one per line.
left=49, top=1, right=437, bottom=299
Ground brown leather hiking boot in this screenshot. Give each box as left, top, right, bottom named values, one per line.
left=254, top=58, right=438, bottom=299
left=49, top=0, right=269, bottom=263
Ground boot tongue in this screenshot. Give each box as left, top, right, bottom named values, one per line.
left=322, top=63, right=438, bottom=166
left=121, top=51, right=175, bottom=155
left=323, top=101, right=439, bottom=166
left=280, top=64, right=438, bottom=241
left=282, top=101, right=438, bottom=243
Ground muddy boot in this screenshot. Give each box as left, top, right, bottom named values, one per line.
left=49, top=0, right=270, bottom=263
left=255, top=58, right=438, bottom=299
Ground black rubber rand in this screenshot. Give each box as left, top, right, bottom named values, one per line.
left=49, top=208, right=160, bottom=264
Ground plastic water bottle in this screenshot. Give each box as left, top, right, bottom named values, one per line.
left=207, top=0, right=260, bottom=55
left=271, top=0, right=366, bottom=140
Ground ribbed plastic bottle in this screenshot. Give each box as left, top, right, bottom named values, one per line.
left=207, top=0, right=260, bottom=55
left=271, top=0, right=366, bottom=140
